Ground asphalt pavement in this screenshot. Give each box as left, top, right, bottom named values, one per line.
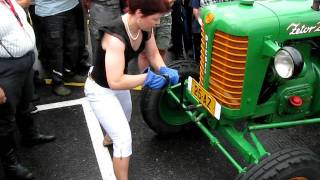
left=1, top=61, right=320, bottom=180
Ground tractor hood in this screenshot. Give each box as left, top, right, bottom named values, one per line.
left=256, top=0, right=320, bottom=41
left=201, top=0, right=319, bottom=41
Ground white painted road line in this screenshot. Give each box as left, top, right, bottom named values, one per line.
left=36, top=98, right=84, bottom=112
left=82, top=100, right=116, bottom=180
left=35, top=98, right=116, bottom=180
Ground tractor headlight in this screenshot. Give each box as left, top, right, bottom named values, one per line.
left=274, top=46, right=303, bottom=79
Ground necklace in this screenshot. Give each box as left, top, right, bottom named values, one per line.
left=124, top=15, right=140, bottom=41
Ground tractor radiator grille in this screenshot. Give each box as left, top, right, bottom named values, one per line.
left=199, top=27, right=206, bottom=86
left=200, top=31, right=248, bottom=109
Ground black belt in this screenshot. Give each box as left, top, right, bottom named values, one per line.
left=0, top=51, right=33, bottom=61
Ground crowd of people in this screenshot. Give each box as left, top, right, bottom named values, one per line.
left=0, top=0, right=226, bottom=179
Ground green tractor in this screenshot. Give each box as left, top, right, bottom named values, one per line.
left=141, top=0, right=320, bottom=179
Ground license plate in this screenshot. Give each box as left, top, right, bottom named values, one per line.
left=188, top=77, right=221, bottom=120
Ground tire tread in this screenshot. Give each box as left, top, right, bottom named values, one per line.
left=236, top=147, right=320, bottom=180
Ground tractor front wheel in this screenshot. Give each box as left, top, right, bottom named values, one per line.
left=140, top=60, right=199, bottom=136
left=236, top=147, right=320, bottom=180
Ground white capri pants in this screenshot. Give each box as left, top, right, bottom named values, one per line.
left=84, top=77, right=132, bottom=157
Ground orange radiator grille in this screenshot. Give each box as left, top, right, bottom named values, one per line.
left=210, top=31, right=248, bottom=108
left=199, top=27, right=206, bottom=86
left=196, top=31, right=249, bottom=109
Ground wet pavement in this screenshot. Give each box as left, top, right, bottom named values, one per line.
left=1, top=61, right=320, bottom=180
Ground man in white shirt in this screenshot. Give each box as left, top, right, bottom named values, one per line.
left=0, top=0, right=55, bottom=179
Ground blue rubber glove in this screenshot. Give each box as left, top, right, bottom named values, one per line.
left=143, top=68, right=167, bottom=89
left=159, top=66, right=179, bottom=85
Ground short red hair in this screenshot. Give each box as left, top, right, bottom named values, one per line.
left=128, top=0, right=171, bottom=16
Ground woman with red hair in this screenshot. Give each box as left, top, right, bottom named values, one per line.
left=84, top=0, right=179, bottom=179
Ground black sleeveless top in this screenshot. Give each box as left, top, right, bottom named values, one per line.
left=91, top=16, right=151, bottom=88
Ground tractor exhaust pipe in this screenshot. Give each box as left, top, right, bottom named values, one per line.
left=312, top=0, right=319, bottom=11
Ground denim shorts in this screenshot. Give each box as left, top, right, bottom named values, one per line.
left=154, top=13, right=172, bottom=50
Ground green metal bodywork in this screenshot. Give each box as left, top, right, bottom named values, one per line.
left=200, top=0, right=320, bottom=119
left=162, top=0, right=320, bottom=174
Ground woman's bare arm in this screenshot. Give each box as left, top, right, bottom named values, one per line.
left=102, top=33, right=147, bottom=90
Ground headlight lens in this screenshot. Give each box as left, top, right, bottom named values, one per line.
left=274, top=50, right=294, bottom=79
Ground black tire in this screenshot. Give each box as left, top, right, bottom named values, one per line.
left=140, top=60, right=199, bottom=136
left=235, top=147, right=320, bottom=180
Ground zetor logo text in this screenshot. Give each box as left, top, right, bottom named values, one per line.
left=287, top=22, right=320, bottom=35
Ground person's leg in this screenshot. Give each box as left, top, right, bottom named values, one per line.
left=181, top=5, right=192, bottom=57
left=63, top=8, right=88, bottom=84
left=42, top=14, right=71, bottom=96
left=84, top=79, right=132, bottom=179
left=63, top=8, right=79, bottom=77
left=0, top=55, right=35, bottom=179
left=170, top=0, right=184, bottom=59
left=103, top=133, right=113, bottom=146
left=74, top=1, right=91, bottom=72
left=183, top=0, right=193, bottom=56
left=0, top=133, right=34, bottom=180
left=0, top=53, right=34, bottom=136
left=29, top=5, right=49, bottom=67
left=106, top=90, right=132, bottom=180
left=104, top=89, right=132, bottom=146
left=193, top=33, right=201, bottom=62
left=89, top=25, right=99, bottom=66
left=88, top=7, right=99, bottom=66
left=88, top=4, right=101, bottom=66
left=115, top=90, right=132, bottom=122
left=15, top=53, right=37, bottom=137
left=155, top=14, right=172, bottom=61
left=112, top=89, right=131, bottom=180
left=15, top=53, right=56, bottom=146
left=113, top=157, right=130, bottom=180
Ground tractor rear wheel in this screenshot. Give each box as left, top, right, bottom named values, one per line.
left=140, top=60, right=199, bottom=136
left=235, top=147, right=320, bottom=180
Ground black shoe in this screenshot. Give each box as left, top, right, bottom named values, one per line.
left=5, top=163, right=34, bottom=180
left=23, top=134, right=56, bottom=146
left=3, top=149, right=34, bottom=180
left=64, top=74, right=86, bottom=83
left=30, top=106, right=39, bottom=114
left=52, top=84, right=71, bottom=96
